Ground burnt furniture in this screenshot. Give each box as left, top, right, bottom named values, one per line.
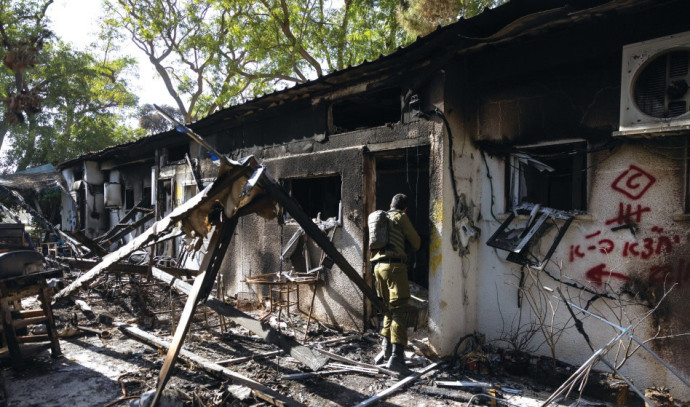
left=0, top=270, right=62, bottom=363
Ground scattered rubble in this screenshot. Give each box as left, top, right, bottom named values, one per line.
left=0, top=120, right=687, bottom=407
left=3, top=265, right=685, bottom=407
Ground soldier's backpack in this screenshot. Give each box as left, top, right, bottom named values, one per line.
left=367, top=210, right=390, bottom=250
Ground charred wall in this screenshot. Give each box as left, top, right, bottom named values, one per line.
left=465, top=3, right=690, bottom=398
left=220, top=148, right=367, bottom=330
left=216, top=118, right=435, bottom=330
left=471, top=32, right=620, bottom=144
left=202, top=100, right=327, bottom=155
left=470, top=2, right=690, bottom=145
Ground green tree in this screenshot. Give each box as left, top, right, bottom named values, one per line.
left=138, top=103, right=182, bottom=134
left=0, top=0, right=140, bottom=171
left=7, top=43, right=141, bottom=170
left=0, top=0, right=53, bottom=149
left=397, top=0, right=506, bottom=39
left=104, top=0, right=409, bottom=122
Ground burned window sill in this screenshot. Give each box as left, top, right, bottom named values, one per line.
left=673, top=213, right=690, bottom=222
left=496, top=212, right=594, bottom=222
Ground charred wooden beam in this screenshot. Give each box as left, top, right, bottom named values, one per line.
left=152, top=218, right=238, bottom=407
left=95, top=201, right=151, bottom=243
left=316, top=349, right=397, bottom=377
left=68, top=230, right=108, bottom=257
left=117, top=322, right=305, bottom=407
left=151, top=267, right=329, bottom=372
left=96, top=211, right=154, bottom=247
left=353, top=360, right=445, bottom=407
left=60, top=257, right=198, bottom=278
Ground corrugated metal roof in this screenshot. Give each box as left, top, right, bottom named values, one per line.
left=59, top=0, right=662, bottom=167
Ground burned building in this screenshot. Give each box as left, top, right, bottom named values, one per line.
left=56, top=0, right=690, bottom=400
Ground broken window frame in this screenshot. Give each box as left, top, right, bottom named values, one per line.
left=507, top=139, right=588, bottom=212
left=486, top=202, right=577, bottom=270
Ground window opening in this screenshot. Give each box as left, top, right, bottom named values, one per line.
left=125, top=189, right=135, bottom=210
left=142, top=186, right=152, bottom=208
left=284, top=175, right=342, bottom=220
left=508, top=141, right=587, bottom=211
left=331, top=88, right=400, bottom=133
left=167, top=144, right=188, bottom=162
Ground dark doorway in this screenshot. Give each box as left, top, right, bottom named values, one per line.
left=374, top=146, right=430, bottom=288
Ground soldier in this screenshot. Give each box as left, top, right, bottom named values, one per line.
left=371, top=193, right=420, bottom=375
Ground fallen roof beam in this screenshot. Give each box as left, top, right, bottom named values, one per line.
left=152, top=218, right=239, bottom=407
left=95, top=201, right=151, bottom=243
left=151, top=267, right=329, bottom=372
left=68, top=230, right=108, bottom=257
left=60, top=257, right=198, bottom=278
left=316, top=349, right=397, bottom=377
left=117, top=322, right=305, bottom=407
left=216, top=350, right=284, bottom=365
left=56, top=230, right=90, bottom=257
left=96, top=211, right=154, bottom=247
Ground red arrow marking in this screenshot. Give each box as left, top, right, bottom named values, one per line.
left=585, top=263, right=630, bottom=287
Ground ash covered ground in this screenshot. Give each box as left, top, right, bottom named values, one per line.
left=0, top=271, right=663, bottom=407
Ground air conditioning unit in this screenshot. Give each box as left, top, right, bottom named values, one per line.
left=620, top=31, right=690, bottom=132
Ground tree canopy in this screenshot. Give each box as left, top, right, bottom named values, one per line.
left=0, top=0, right=140, bottom=171
left=398, top=0, right=505, bottom=39
left=1, top=0, right=506, bottom=171
left=105, top=0, right=505, bottom=124
left=104, top=0, right=408, bottom=123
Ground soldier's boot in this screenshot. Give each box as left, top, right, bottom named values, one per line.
left=386, top=343, right=412, bottom=377
left=374, top=336, right=392, bottom=365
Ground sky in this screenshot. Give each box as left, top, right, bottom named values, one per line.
left=47, top=0, right=175, bottom=106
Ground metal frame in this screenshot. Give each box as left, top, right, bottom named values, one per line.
left=486, top=203, right=576, bottom=269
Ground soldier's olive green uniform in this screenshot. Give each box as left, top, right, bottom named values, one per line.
left=371, top=209, right=420, bottom=346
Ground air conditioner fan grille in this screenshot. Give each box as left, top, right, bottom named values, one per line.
left=633, top=50, right=690, bottom=119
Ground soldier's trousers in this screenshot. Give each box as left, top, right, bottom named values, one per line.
left=373, top=261, right=410, bottom=346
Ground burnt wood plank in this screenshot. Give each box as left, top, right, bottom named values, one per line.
left=151, top=267, right=329, bottom=372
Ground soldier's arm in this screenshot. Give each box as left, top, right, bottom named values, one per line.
left=401, top=214, right=421, bottom=251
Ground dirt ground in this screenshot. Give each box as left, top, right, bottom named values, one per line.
left=0, top=271, right=661, bottom=407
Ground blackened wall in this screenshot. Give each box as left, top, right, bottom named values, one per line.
left=472, top=2, right=690, bottom=145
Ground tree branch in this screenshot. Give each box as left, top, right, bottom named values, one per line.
left=259, top=0, right=322, bottom=77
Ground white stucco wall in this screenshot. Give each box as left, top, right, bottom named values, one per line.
left=83, top=161, right=106, bottom=237
left=472, top=141, right=690, bottom=400
left=428, top=124, right=483, bottom=356
left=60, top=168, right=78, bottom=232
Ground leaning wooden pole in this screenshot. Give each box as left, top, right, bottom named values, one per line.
left=117, top=323, right=305, bottom=407
left=151, top=267, right=329, bottom=371
left=151, top=218, right=238, bottom=407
